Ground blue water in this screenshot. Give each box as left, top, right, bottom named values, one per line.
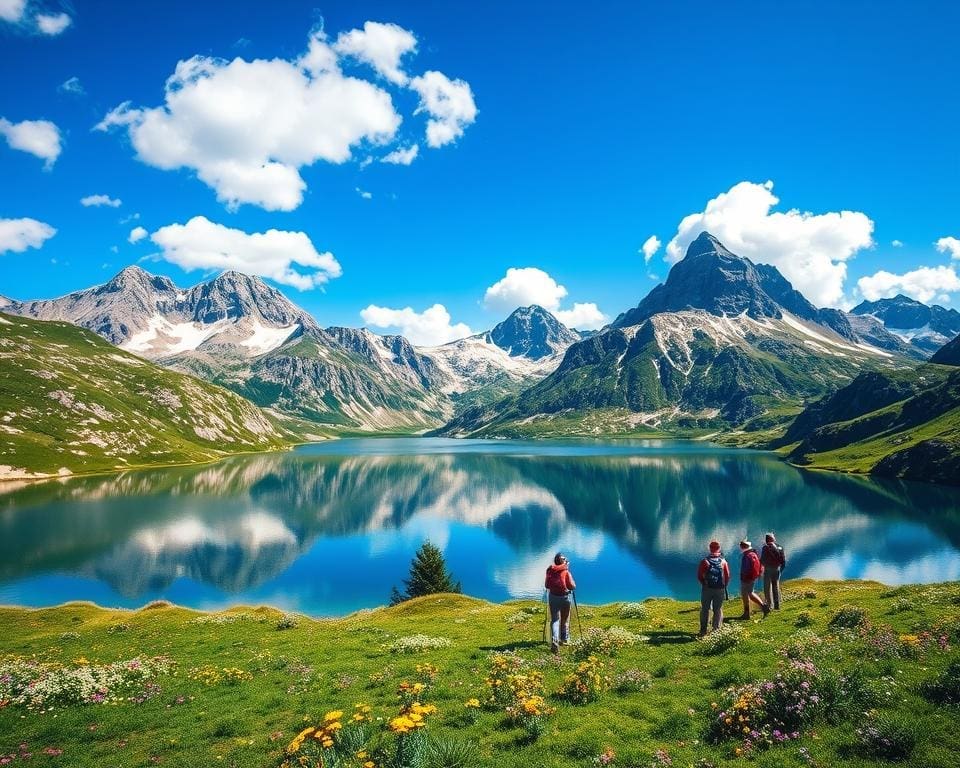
left=1, top=438, right=958, bottom=615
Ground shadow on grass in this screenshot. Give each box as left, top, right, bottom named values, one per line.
left=479, top=640, right=544, bottom=652
left=645, top=630, right=697, bottom=646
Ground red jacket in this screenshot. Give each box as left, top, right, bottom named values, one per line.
left=697, top=556, right=730, bottom=587
left=545, top=563, right=576, bottom=595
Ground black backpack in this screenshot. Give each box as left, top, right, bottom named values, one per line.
left=704, top=556, right=725, bottom=588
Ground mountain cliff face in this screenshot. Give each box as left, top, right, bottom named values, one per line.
left=851, top=294, right=960, bottom=354
left=931, top=334, right=960, bottom=366
left=440, top=233, right=906, bottom=438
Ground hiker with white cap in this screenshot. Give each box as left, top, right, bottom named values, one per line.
left=737, top=539, right=769, bottom=619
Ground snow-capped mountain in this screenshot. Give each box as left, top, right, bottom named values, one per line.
left=419, top=306, right=580, bottom=406
left=440, top=232, right=908, bottom=437
left=7, top=265, right=314, bottom=358
left=851, top=294, right=960, bottom=354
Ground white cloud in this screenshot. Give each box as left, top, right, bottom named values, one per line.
left=891, top=239, right=903, bottom=248
left=128, top=226, right=148, bottom=244
left=409, top=70, right=477, bottom=147
left=484, top=267, right=568, bottom=312
left=150, top=215, right=341, bottom=290
left=58, top=76, right=84, bottom=95
left=0, top=117, right=62, bottom=168
left=483, top=267, right=608, bottom=329
left=936, top=237, right=960, bottom=260
left=381, top=144, right=419, bottom=165
left=664, top=180, right=874, bottom=307
left=858, top=266, right=960, bottom=304
left=0, top=217, right=56, bottom=254
left=554, top=303, right=608, bottom=330
left=97, top=23, right=476, bottom=212
left=361, top=303, right=472, bottom=346
left=355, top=187, right=373, bottom=200
left=641, top=235, right=661, bottom=263
left=0, top=0, right=25, bottom=22
left=80, top=194, right=122, bottom=208
left=334, top=21, right=417, bottom=85
left=36, top=11, right=71, bottom=35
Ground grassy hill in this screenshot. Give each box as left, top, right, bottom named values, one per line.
left=1, top=580, right=958, bottom=767
left=781, top=365, right=960, bottom=485
left=0, top=312, right=292, bottom=479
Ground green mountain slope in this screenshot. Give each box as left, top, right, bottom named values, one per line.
left=784, top=363, right=960, bottom=485
left=0, top=313, right=290, bottom=479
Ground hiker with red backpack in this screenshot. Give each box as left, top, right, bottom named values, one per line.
left=760, top=533, right=786, bottom=610
left=544, top=552, right=577, bottom=653
left=697, top=540, right=730, bottom=636
left=737, top=539, right=770, bottom=619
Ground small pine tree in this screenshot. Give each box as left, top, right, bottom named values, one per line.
left=390, top=540, right=461, bottom=605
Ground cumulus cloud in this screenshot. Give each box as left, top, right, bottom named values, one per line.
left=150, top=215, right=341, bottom=290
left=36, top=11, right=70, bottom=35
left=381, top=144, right=419, bottom=165
left=0, top=0, right=25, bottom=22
left=936, top=237, right=960, bottom=260
left=361, top=303, right=472, bottom=346
left=409, top=71, right=477, bottom=147
left=96, top=23, right=475, bottom=211
left=891, top=240, right=903, bottom=248
left=858, top=266, right=960, bottom=304
left=554, top=303, right=608, bottom=330
left=484, top=267, right=568, bottom=312
left=0, top=217, right=56, bottom=254
left=0, top=117, right=62, bottom=168
left=80, top=194, right=122, bottom=208
left=483, top=267, right=608, bottom=330
left=641, top=235, right=661, bottom=263
left=58, top=76, right=84, bottom=95
left=128, top=226, right=148, bottom=244
left=334, top=21, right=417, bottom=85
left=664, top=180, right=874, bottom=307
left=355, top=187, right=373, bottom=200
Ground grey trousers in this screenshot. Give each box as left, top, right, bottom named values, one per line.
left=763, top=568, right=781, bottom=609
left=700, top=586, right=725, bottom=633
left=548, top=593, right=572, bottom=643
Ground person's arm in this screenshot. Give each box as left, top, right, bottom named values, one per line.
left=723, top=561, right=730, bottom=586
left=566, top=571, right=577, bottom=591
left=544, top=571, right=550, bottom=590
left=697, top=559, right=707, bottom=585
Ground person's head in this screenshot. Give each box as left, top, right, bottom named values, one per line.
left=554, top=552, right=567, bottom=566
left=709, top=540, right=722, bottom=555
left=765, top=533, right=776, bottom=544
left=739, top=539, right=751, bottom=551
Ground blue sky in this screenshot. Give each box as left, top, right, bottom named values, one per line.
left=1, top=0, right=959, bottom=343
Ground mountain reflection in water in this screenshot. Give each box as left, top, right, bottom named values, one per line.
left=1, top=439, right=958, bottom=615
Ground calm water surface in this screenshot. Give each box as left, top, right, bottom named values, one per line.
left=1, top=438, right=959, bottom=615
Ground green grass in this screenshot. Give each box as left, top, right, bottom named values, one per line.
left=2, top=579, right=958, bottom=767
left=0, top=313, right=291, bottom=477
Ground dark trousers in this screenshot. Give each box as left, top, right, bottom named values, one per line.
left=700, top=586, right=725, bottom=634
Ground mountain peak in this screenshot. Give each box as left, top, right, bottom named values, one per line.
left=104, top=264, right=176, bottom=295
left=490, top=305, right=579, bottom=360
left=613, top=233, right=787, bottom=327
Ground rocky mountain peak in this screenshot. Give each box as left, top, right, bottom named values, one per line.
left=613, top=231, right=785, bottom=327
left=490, top=305, right=580, bottom=359
left=103, top=264, right=177, bottom=296
left=190, top=270, right=306, bottom=326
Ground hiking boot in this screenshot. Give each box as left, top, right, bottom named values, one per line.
left=550, top=641, right=559, bottom=654
left=761, top=604, right=771, bottom=618
left=734, top=613, right=750, bottom=620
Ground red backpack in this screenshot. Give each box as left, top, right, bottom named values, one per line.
left=743, top=550, right=762, bottom=580
left=545, top=567, right=568, bottom=594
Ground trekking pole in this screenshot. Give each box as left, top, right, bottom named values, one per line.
left=542, top=590, right=550, bottom=646
left=572, top=590, right=584, bottom=639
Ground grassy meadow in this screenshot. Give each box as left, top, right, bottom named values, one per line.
left=1, top=579, right=959, bottom=767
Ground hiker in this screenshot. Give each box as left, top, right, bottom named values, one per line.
left=760, top=533, right=786, bottom=610
left=544, top=552, right=576, bottom=653
left=697, top=540, right=730, bottom=636
left=737, top=540, right=769, bottom=618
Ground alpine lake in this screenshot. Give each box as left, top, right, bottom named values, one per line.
left=2, top=438, right=959, bottom=615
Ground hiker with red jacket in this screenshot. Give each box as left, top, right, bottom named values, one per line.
left=697, top=540, right=730, bottom=636
left=760, top=532, right=786, bottom=610
left=737, top=539, right=769, bottom=619
left=544, top=552, right=577, bottom=653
